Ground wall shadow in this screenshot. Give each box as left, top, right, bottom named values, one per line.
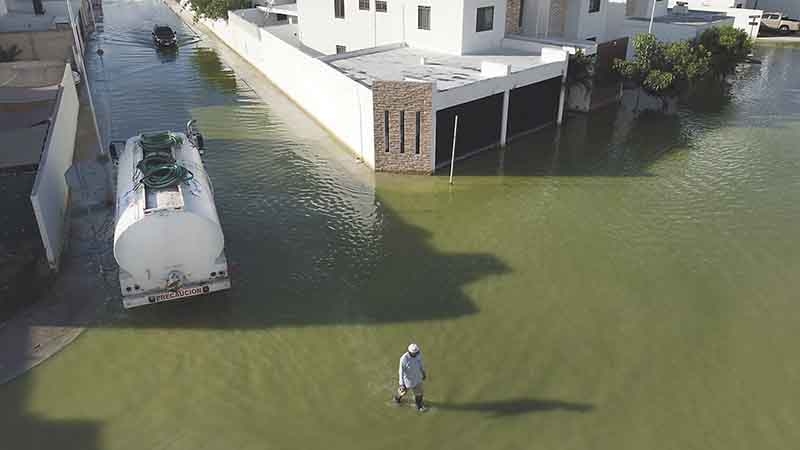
left=0, top=375, right=101, bottom=450
left=434, top=398, right=594, bottom=417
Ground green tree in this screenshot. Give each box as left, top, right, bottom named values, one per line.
left=188, top=0, right=251, bottom=20
left=695, top=26, right=753, bottom=79
left=613, top=33, right=711, bottom=110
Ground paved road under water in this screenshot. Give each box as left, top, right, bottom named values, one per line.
left=2, top=1, right=800, bottom=448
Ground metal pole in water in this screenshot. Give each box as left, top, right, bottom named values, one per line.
left=449, top=115, right=459, bottom=185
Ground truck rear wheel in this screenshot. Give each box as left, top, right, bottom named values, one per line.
left=780, top=25, right=790, bottom=33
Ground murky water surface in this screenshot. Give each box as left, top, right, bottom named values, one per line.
left=2, top=1, right=800, bottom=448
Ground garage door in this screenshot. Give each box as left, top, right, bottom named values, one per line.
left=507, top=76, right=561, bottom=139
left=435, top=93, right=503, bottom=167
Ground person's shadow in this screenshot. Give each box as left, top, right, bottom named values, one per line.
left=434, top=398, right=594, bottom=417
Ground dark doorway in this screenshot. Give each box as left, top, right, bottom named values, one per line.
left=506, top=76, right=561, bottom=139
left=435, top=93, right=503, bottom=167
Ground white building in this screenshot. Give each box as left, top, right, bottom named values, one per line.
left=667, top=0, right=763, bottom=38
left=174, top=0, right=741, bottom=173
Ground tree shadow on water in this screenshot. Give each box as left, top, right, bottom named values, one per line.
left=434, top=398, right=594, bottom=417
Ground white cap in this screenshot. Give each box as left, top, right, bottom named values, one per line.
left=408, top=343, right=420, bottom=354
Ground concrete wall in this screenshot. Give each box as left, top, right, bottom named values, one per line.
left=372, top=81, right=434, bottom=173
left=195, top=9, right=376, bottom=167
left=0, top=29, right=74, bottom=62
left=461, top=0, right=508, bottom=52
left=296, top=0, right=405, bottom=54
left=577, top=0, right=610, bottom=40
left=628, top=0, right=669, bottom=18
left=30, top=65, right=79, bottom=269
left=0, top=60, right=67, bottom=87
left=405, top=0, right=465, bottom=54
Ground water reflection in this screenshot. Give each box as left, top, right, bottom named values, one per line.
left=191, top=48, right=238, bottom=93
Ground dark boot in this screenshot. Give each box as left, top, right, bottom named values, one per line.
left=415, top=395, right=425, bottom=411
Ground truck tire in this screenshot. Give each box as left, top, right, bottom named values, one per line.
left=780, top=25, right=789, bottom=33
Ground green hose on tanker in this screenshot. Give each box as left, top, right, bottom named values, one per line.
left=136, top=132, right=193, bottom=189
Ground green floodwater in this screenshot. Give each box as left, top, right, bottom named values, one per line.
left=3, top=1, right=800, bottom=448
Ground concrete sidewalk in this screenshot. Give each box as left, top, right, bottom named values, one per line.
left=0, top=80, right=116, bottom=385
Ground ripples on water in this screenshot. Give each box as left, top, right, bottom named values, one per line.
left=3, top=1, right=800, bottom=448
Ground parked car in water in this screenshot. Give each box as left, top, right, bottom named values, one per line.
left=760, top=12, right=800, bottom=33
left=152, top=25, right=178, bottom=48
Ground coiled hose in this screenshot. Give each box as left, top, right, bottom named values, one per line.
left=136, top=132, right=193, bottom=189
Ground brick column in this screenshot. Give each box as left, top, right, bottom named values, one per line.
left=372, top=81, right=435, bottom=174
left=506, top=0, right=522, bottom=34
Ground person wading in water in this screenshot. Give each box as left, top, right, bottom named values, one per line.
left=393, top=343, right=427, bottom=411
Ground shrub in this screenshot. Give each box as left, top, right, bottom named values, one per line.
left=0, top=44, right=22, bottom=63
left=695, top=26, right=753, bottom=78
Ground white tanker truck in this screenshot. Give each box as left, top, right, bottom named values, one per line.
left=111, top=121, right=230, bottom=308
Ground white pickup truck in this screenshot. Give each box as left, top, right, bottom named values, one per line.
left=761, top=12, right=800, bottom=33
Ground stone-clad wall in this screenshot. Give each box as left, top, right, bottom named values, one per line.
left=372, top=81, right=434, bottom=174
left=506, top=0, right=521, bottom=34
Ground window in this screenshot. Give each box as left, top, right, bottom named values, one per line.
left=415, top=112, right=421, bottom=154
left=588, top=0, right=600, bottom=13
left=384, top=111, right=389, bottom=152
left=334, top=0, right=345, bottom=18
left=376, top=0, right=387, bottom=12
left=276, top=13, right=287, bottom=21
left=476, top=6, right=494, bottom=32
left=336, top=45, right=347, bottom=54
left=399, top=111, right=405, bottom=153
left=418, top=6, right=431, bottom=30
left=359, top=0, right=369, bottom=10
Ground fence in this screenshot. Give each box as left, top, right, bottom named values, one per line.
left=30, top=64, right=79, bottom=269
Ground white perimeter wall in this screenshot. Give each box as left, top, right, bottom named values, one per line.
left=199, top=10, right=376, bottom=168
left=31, top=64, right=79, bottom=269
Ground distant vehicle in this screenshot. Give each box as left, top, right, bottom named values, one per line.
left=760, top=12, right=800, bottom=33
left=152, top=25, right=178, bottom=48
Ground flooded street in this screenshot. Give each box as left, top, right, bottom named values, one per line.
left=2, top=0, right=800, bottom=448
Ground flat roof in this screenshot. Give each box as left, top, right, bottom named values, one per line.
left=329, top=46, right=548, bottom=91
left=0, top=87, right=57, bottom=169
left=628, top=10, right=730, bottom=26
left=0, top=124, right=49, bottom=169
left=0, top=0, right=78, bottom=32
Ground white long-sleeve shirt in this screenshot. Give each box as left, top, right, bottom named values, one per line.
left=398, top=352, right=425, bottom=388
